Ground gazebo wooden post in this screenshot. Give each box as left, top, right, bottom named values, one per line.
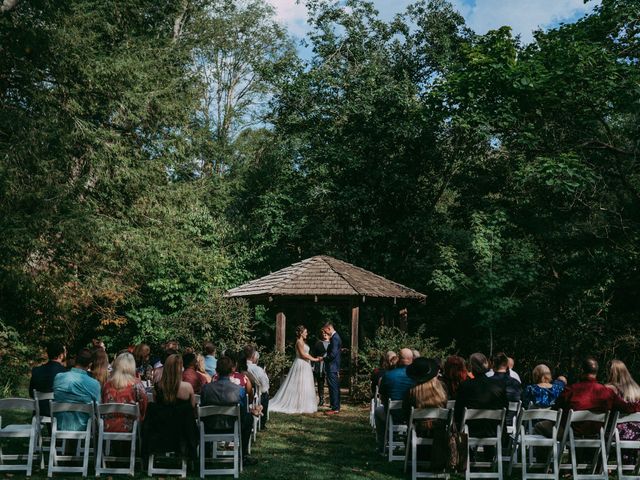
left=350, top=301, right=360, bottom=394
left=276, top=310, right=286, bottom=352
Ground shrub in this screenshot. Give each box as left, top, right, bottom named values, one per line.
left=0, top=319, right=30, bottom=396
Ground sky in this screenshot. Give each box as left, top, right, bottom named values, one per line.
left=266, top=0, right=600, bottom=44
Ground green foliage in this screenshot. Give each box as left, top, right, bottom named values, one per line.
left=260, top=350, right=290, bottom=393
left=0, top=319, right=30, bottom=396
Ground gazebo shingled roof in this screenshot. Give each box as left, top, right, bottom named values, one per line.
left=224, top=255, right=426, bottom=301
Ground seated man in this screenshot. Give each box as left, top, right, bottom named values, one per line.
left=374, top=348, right=416, bottom=454
left=52, top=348, right=101, bottom=431
left=487, top=352, right=522, bottom=427
left=200, top=356, right=255, bottom=466
left=454, top=353, right=507, bottom=438
left=30, top=341, right=67, bottom=417
left=486, top=355, right=522, bottom=382
left=182, top=352, right=205, bottom=394
left=244, top=345, right=270, bottom=428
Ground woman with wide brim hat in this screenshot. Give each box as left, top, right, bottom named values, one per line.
left=403, top=357, right=449, bottom=443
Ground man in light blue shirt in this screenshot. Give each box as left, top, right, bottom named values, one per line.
left=53, top=348, right=101, bottom=431
left=203, top=341, right=217, bottom=377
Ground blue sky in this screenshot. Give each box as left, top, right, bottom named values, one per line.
left=267, top=0, right=600, bottom=44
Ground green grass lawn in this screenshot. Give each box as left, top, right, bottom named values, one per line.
left=0, top=404, right=406, bottom=479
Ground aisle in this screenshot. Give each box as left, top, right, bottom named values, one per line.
left=247, top=405, right=405, bottom=479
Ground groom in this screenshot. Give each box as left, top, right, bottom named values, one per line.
left=322, top=322, right=342, bottom=415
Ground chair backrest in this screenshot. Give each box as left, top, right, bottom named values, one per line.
left=33, top=390, right=54, bottom=401
left=411, top=407, right=451, bottom=422
left=509, top=401, right=522, bottom=413
left=98, top=402, right=139, bottom=418
left=0, top=397, right=36, bottom=412
left=50, top=401, right=95, bottom=416
left=615, top=412, right=640, bottom=425
left=464, top=408, right=505, bottom=422
left=568, top=409, right=608, bottom=424
left=198, top=404, right=240, bottom=419
left=447, top=400, right=456, bottom=410
left=194, top=394, right=201, bottom=406
left=388, top=399, right=403, bottom=410
left=521, top=408, right=562, bottom=423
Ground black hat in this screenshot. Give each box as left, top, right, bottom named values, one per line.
left=406, top=357, right=440, bottom=384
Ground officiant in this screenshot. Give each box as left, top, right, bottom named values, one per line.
left=310, top=330, right=330, bottom=406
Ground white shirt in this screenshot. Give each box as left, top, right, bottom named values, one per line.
left=247, top=360, right=270, bottom=394
left=486, top=369, right=521, bottom=383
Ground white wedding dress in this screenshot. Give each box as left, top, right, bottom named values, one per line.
left=269, top=343, right=317, bottom=414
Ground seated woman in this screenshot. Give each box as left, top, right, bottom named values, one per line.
left=371, top=351, right=397, bottom=396
left=522, top=364, right=566, bottom=408
left=439, top=355, right=468, bottom=401
left=607, top=360, right=640, bottom=463
left=403, top=358, right=448, bottom=469
left=196, top=354, right=212, bottom=384
left=102, top=352, right=148, bottom=432
left=213, top=352, right=253, bottom=399
left=142, top=354, right=198, bottom=461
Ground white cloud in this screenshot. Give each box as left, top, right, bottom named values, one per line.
left=266, top=0, right=599, bottom=45
left=460, top=0, right=598, bottom=43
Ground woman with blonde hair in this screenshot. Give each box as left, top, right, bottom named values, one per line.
left=607, top=360, right=640, bottom=462
left=195, top=354, right=212, bottom=384
left=522, top=364, right=567, bottom=408
left=143, top=354, right=198, bottom=461
left=101, top=352, right=148, bottom=432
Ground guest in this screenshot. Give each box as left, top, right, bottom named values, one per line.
left=606, top=359, right=640, bottom=462
left=234, top=351, right=255, bottom=399
left=203, top=342, right=217, bottom=378
left=196, top=354, right=212, bottom=384
left=487, top=352, right=521, bottom=426
left=142, top=354, right=197, bottom=461
left=213, top=353, right=252, bottom=398
left=53, top=348, right=101, bottom=431
left=182, top=352, right=205, bottom=395
left=522, top=364, right=567, bottom=408
left=371, top=351, right=398, bottom=396
left=101, top=352, right=148, bottom=432
left=29, top=341, right=67, bottom=417
left=152, top=348, right=177, bottom=384
left=310, top=331, right=330, bottom=406
left=200, top=356, right=256, bottom=466
left=486, top=352, right=521, bottom=382
left=245, top=345, right=270, bottom=428
left=133, top=343, right=153, bottom=383
left=454, top=353, right=507, bottom=437
left=439, top=355, right=469, bottom=400
left=403, top=358, right=447, bottom=433
left=411, top=349, right=421, bottom=360
left=374, top=348, right=416, bottom=454
left=91, top=349, right=110, bottom=388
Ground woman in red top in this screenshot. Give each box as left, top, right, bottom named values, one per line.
left=102, top=352, right=148, bottom=432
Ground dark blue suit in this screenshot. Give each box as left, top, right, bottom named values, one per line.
left=324, top=331, right=342, bottom=411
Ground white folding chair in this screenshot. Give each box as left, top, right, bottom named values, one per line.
left=197, top=404, right=242, bottom=478
left=403, top=407, right=452, bottom=480
left=514, top=408, right=563, bottom=480
left=48, top=401, right=95, bottom=477
left=610, top=412, right=640, bottom=480
left=195, top=394, right=201, bottom=406
left=462, top=407, right=506, bottom=480
left=0, top=398, right=38, bottom=477
left=507, top=401, right=523, bottom=436
left=33, top=390, right=63, bottom=469
left=95, top=403, right=140, bottom=476
left=447, top=400, right=456, bottom=410
left=384, top=399, right=408, bottom=462
left=370, top=386, right=381, bottom=429
left=559, top=409, right=609, bottom=480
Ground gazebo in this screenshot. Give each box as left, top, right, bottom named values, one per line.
left=224, top=255, right=426, bottom=387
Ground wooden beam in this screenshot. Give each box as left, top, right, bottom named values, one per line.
left=350, top=303, right=360, bottom=394
left=275, top=311, right=286, bottom=352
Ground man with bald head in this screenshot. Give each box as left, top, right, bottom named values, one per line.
left=374, top=348, right=416, bottom=454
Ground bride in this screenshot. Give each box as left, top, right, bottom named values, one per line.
left=269, top=325, right=323, bottom=414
